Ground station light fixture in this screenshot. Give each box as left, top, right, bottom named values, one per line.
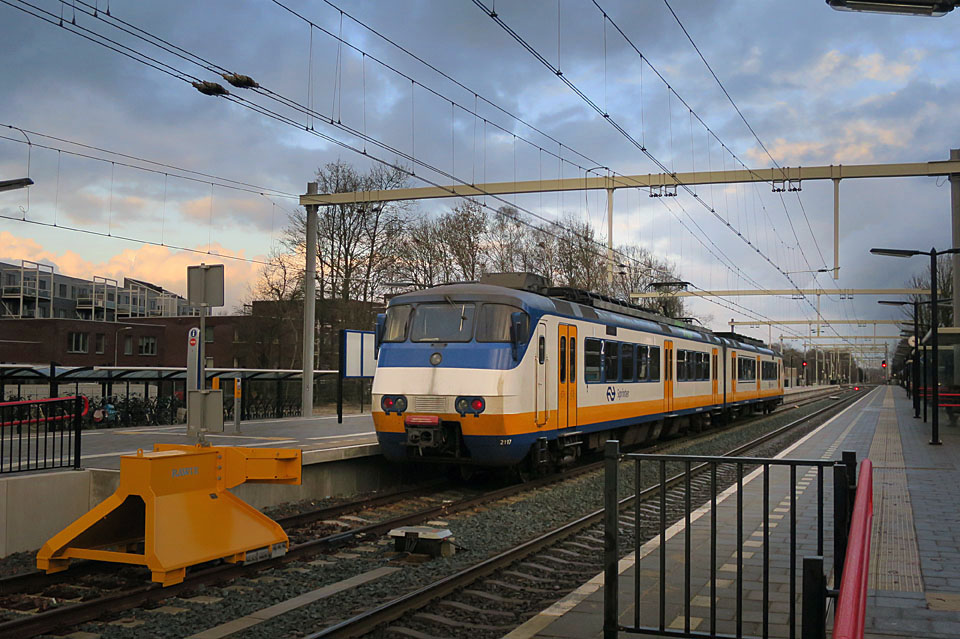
left=826, top=0, right=958, bottom=16
left=870, top=247, right=923, bottom=258
left=0, top=177, right=33, bottom=193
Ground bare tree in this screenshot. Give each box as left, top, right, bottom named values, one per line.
left=234, top=250, right=304, bottom=368
left=285, top=160, right=410, bottom=303
left=437, top=200, right=488, bottom=281
left=903, top=254, right=953, bottom=329
left=486, top=205, right=529, bottom=273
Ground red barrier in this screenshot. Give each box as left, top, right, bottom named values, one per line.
left=833, top=459, right=873, bottom=639
left=0, top=396, right=89, bottom=428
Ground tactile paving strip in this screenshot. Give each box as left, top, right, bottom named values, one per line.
left=868, top=387, right=923, bottom=592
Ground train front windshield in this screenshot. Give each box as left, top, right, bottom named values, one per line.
left=382, top=302, right=524, bottom=343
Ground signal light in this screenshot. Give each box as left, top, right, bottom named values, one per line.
left=802, top=360, right=808, bottom=368
left=882, top=360, right=887, bottom=368
left=380, top=395, right=407, bottom=414
left=455, top=396, right=486, bottom=416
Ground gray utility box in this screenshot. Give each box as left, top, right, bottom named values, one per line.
left=388, top=526, right=456, bottom=558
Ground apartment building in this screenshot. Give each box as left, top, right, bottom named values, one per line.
left=0, top=259, right=198, bottom=320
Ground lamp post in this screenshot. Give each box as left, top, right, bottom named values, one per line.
left=879, top=297, right=952, bottom=419
left=872, top=247, right=960, bottom=444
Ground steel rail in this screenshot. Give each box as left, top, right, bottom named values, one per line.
left=0, top=444, right=614, bottom=637
left=303, top=388, right=868, bottom=639
left=0, top=386, right=856, bottom=638
left=0, top=481, right=445, bottom=597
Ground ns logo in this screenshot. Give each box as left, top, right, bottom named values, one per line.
left=606, top=386, right=629, bottom=402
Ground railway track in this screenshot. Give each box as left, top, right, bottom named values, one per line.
left=0, top=386, right=856, bottom=638
left=304, top=388, right=867, bottom=639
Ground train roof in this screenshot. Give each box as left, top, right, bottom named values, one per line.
left=387, top=275, right=777, bottom=357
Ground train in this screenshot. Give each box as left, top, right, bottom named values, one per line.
left=372, top=273, right=783, bottom=472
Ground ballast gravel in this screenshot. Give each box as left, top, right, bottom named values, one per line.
left=55, top=393, right=854, bottom=639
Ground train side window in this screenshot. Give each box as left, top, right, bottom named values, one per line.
left=559, top=336, right=567, bottom=383
left=649, top=346, right=661, bottom=381
left=638, top=345, right=649, bottom=380
left=698, top=353, right=706, bottom=380
left=538, top=336, right=545, bottom=364
left=584, top=338, right=602, bottom=382
left=570, top=338, right=576, bottom=383
left=604, top=341, right=621, bottom=382
left=676, top=350, right=687, bottom=382
left=383, top=304, right=412, bottom=342
left=621, top=343, right=635, bottom=381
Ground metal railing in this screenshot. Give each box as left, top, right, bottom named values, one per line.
left=0, top=396, right=87, bottom=474
left=603, top=441, right=860, bottom=639
left=820, top=460, right=873, bottom=639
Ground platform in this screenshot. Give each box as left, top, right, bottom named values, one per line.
left=75, top=412, right=377, bottom=470
left=0, top=412, right=381, bottom=557
left=0, top=385, right=836, bottom=558
left=511, top=385, right=960, bottom=639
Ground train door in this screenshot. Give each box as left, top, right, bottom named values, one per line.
left=536, top=323, right=547, bottom=426
left=731, top=352, right=737, bottom=397
left=756, top=359, right=761, bottom=394
left=712, top=348, right=719, bottom=404
left=664, top=340, right=674, bottom=412
left=557, top=324, right=578, bottom=429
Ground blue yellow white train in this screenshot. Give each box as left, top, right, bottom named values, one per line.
left=373, top=273, right=783, bottom=470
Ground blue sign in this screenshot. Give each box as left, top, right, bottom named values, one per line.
left=606, top=386, right=616, bottom=402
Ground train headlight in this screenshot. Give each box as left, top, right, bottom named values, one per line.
left=394, top=395, right=408, bottom=412
left=430, top=352, right=442, bottom=366
left=382, top=396, right=395, bottom=411
left=455, top=396, right=485, bottom=417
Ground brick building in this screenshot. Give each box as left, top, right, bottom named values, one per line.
left=0, top=299, right=380, bottom=371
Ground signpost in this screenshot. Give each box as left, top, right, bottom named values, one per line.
left=186, top=327, right=201, bottom=392
left=186, top=264, right=225, bottom=441
left=230, top=377, right=242, bottom=434
left=337, top=329, right=378, bottom=423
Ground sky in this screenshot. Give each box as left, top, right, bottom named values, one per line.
left=1, top=0, right=958, bottom=355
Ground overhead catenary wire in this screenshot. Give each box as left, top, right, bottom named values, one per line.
left=661, top=0, right=830, bottom=271
left=659, top=0, right=857, bottom=334
left=57, top=0, right=777, bottom=304
left=0, top=214, right=273, bottom=266
left=474, top=0, right=857, bottom=347
left=0, top=125, right=299, bottom=198
left=6, top=0, right=816, bottom=338
left=471, top=1, right=812, bottom=298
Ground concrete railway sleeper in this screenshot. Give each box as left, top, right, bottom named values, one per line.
left=0, top=389, right=858, bottom=638
left=294, top=390, right=866, bottom=639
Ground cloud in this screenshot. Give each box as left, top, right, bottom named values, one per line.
left=0, top=230, right=264, bottom=311
left=808, top=49, right=924, bottom=88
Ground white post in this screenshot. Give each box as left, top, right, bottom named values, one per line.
left=833, top=178, right=840, bottom=280
left=302, top=181, right=319, bottom=417
left=607, top=186, right=614, bottom=287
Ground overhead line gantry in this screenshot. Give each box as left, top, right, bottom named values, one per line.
left=300, top=157, right=960, bottom=285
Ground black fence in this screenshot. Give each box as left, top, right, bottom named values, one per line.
left=0, top=396, right=85, bottom=474
left=3, top=372, right=370, bottom=429
left=603, top=441, right=860, bottom=639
